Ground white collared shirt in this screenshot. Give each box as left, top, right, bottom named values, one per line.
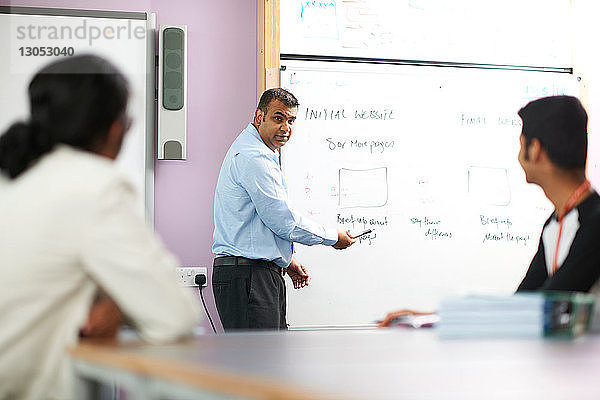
left=542, top=209, right=580, bottom=275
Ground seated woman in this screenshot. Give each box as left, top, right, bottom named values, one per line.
left=0, top=55, right=200, bottom=398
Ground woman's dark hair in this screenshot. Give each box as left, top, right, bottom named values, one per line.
left=0, top=55, right=128, bottom=179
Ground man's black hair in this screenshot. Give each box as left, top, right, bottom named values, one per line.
left=518, top=95, right=588, bottom=169
left=257, top=88, right=299, bottom=113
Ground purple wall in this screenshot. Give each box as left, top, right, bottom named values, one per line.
left=3, top=0, right=258, bottom=333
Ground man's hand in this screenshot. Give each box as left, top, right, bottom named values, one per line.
left=333, top=229, right=356, bottom=250
left=80, top=295, right=123, bottom=338
left=377, top=309, right=434, bottom=328
left=287, top=257, right=311, bottom=289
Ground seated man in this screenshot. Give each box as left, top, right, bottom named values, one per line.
left=516, top=95, right=600, bottom=292
left=380, top=95, right=600, bottom=327
left=0, top=55, right=199, bottom=398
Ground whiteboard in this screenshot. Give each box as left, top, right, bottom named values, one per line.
left=281, top=0, right=572, bottom=68
left=281, top=61, right=578, bottom=327
left=0, top=8, right=154, bottom=218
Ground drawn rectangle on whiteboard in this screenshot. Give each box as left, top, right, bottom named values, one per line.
left=338, top=167, right=388, bottom=208
left=468, top=166, right=511, bottom=206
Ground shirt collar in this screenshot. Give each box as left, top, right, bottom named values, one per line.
left=244, top=123, right=278, bottom=157
left=550, top=190, right=598, bottom=222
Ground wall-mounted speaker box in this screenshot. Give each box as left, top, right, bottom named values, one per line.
left=158, top=25, right=187, bottom=160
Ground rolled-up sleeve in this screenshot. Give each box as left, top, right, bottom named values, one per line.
left=235, top=153, right=338, bottom=246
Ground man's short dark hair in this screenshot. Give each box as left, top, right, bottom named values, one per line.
left=257, top=88, right=299, bottom=113
left=518, top=95, right=588, bottom=169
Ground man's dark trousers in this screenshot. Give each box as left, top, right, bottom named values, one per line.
left=212, top=256, right=287, bottom=330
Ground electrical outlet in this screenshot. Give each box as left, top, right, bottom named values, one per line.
left=176, top=266, right=207, bottom=287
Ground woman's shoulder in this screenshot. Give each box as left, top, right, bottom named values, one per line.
left=33, top=145, right=135, bottom=200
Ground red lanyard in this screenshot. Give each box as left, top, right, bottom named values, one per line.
left=552, top=180, right=591, bottom=273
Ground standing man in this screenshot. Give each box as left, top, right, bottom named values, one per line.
left=212, top=88, right=355, bottom=330
left=516, top=95, right=600, bottom=292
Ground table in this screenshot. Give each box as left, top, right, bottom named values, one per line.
left=70, top=329, right=600, bottom=400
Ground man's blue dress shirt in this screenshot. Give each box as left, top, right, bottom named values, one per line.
left=212, top=123, right=338, bottom=268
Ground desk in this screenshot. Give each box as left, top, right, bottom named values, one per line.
left=70, top=329, right=600, bottom=400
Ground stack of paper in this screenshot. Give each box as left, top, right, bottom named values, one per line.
left=437, top=293, right=594, bottom=338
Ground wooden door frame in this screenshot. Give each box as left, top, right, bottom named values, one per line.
left=257, top=0, right=280, bottom=102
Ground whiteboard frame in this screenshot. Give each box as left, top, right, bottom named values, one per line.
left=0, top=6, right=156, bottom=224
left=280, top=60, right=579, bottom=328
